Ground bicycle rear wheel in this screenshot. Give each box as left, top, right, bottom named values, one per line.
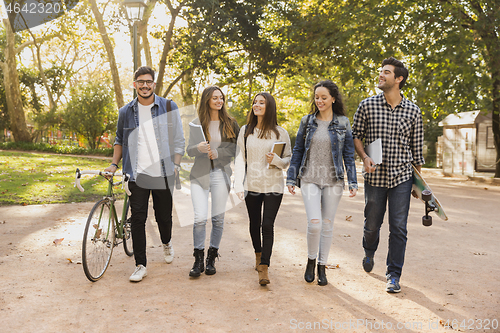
left=122, top=200, right=133, bottom=257
left=82, top=199, right=115, bottom=282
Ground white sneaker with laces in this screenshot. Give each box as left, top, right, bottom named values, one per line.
left=163, top=242, right=174, bottom=264
left=129, top=264, right=147, bottom=282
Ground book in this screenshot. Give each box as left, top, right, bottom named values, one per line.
left=365, top=138, right=382, bottom=165
left=267, top=142, right=286, bottom=169
left=189, top=122, right=206, bottom=144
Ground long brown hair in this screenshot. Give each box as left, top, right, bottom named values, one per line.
left=310, top=80, right=346, bottom=116
left=245, top=92, right=280, bottom=139
left=198, top=86, right=236, bottom=140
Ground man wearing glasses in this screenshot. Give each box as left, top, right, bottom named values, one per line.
left=105, top=66, right=185, bottom=282
left=352, top=57, right=424, bottom=293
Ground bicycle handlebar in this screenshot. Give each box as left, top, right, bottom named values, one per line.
left=75, top=168, right=132, bottom=196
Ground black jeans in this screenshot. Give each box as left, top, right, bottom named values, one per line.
left=128, top=180, right=172, bottom=267
left=244, top=191, right=283, bottom=267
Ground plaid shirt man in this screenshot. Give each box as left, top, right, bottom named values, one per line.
left=352, top=92, right=424, bottom=188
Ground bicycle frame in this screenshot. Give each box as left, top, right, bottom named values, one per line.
left=75, top=169, right=131, bottom=242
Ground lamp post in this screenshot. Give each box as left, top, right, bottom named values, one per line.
left=227, top=97, right=233, bottom=109
left=123, top=0, right=147, bottom=97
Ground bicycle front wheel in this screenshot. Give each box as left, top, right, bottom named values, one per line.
left=82, top=199, right=115, bottom=282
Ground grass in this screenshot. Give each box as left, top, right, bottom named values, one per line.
left=0, top=151, right=117, bottom=205
left=0, top=151, right=192, bottom=206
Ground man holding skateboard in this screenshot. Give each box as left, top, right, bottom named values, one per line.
left=352, top=57, right=424, bottom=293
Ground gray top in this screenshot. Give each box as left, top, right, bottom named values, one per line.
left=301, top=119, right=337, bottom=186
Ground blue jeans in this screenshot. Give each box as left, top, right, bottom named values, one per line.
left=363, top=178, right=412, bottom=279
left=191, top=169, right=229, bottom=250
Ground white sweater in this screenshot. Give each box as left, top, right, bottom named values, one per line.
left=234, top=126, right=292, bottom=194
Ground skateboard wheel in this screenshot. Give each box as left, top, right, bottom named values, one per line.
left=422, top=215, right=432, bottom=226
left=422, top=189, right=432, bottom=202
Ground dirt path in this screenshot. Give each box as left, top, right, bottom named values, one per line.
left=1, top=169, right=499, bottom=332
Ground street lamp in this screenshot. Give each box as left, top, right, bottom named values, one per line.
left=227, top=97, right=233, bottom=108
left=123, top=0, right=147, bottom=90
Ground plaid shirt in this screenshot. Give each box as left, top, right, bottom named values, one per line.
left=352, top=93, right=424, bottom=188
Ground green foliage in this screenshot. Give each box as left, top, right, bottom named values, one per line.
left=0, top=141, right=113, bottom=156
left=64, top=82, right=117, bottom=150
left=0, top=151, right=117, bottom=205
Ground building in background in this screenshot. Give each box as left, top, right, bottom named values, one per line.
left=438, top=111, right=496, bottom=175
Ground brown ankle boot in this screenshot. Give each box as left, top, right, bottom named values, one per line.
left=255, top=252, right=262, bottom=271
left=257, top=264, right=270, bottom=285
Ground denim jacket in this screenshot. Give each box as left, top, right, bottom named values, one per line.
left=286, top=112, right=358, bottom=190
left=114, top=95, right=185, bottom=182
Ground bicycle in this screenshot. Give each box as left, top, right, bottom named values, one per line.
left=75, top=168, right=133, bottom=282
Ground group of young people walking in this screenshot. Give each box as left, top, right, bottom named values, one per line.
left=108, top=56, right=424, bottom=294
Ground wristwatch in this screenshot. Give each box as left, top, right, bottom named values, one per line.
left=174, top=163, right=181, bottom=172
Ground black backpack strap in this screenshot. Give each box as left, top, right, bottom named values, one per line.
left=243, top=125, right=249, bottom=185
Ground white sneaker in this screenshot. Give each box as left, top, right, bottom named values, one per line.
left=163, top=242, right=174, bottom=264
left=129, top=265, right=147, bottom=282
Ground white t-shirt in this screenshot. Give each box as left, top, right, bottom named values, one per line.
left=137, top=102, right=162, bottom=177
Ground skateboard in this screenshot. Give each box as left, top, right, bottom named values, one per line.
left=412, top=165, right=448, bottom=226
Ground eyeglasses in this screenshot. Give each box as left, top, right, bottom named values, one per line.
left=135, top=80, right=155, bottom=87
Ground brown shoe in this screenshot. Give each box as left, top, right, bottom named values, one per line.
left=257, top=264, right=270, bottom=285
left=255, top=252, right=262, bottom=271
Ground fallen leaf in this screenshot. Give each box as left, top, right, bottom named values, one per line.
left=345, top=215, right=352, bottom=221
left=326, top=264, right=340, bottom=269
left=21, top=182, right=29, bottom=186
left=21, top=203, right=28, bottom=206
left=66, top=258, right=73, bottom=263
left=53, top=238, right=64, bottom=246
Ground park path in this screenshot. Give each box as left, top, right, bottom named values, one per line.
left=0, top=168, right=499, bottom=332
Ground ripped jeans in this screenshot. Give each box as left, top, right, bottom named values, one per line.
left=301, top=181, right=343, bottom=265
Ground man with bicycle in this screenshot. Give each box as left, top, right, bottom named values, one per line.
left=105, top=66, right=185, bottom=282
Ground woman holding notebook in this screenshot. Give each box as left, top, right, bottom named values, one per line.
left=186, top=86, right=240, bottom=278
left=234, top=92, right=291, bottom=286
left=286, top=80, right=357, bottom=286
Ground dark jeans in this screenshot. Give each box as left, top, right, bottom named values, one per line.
left=245, top=191, right=283, bottom=267
left=129, top=180, right=173, bottom=267
left=362, top=178, right=412, bottom=279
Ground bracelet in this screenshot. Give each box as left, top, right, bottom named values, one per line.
left=362, top=155, right=369, bottom=161
left=111, top=163, right=119, bottom=168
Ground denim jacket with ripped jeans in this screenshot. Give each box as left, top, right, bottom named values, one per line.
left=286, top=112, right=358, bottom=190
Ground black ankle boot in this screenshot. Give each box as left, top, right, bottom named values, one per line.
left=189, top=249, right=204, bottom=277
left=304, top=258, right=316, bottom=283
left=205, top=247, right=219, bottom=275
left=317, top=264, right=327, bottom=286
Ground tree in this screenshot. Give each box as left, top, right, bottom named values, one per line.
left=88, top=0, right=124, bottom=108
left=0, top=19, right=32, bottom=142
left=64, top=83, right=117, bottom=149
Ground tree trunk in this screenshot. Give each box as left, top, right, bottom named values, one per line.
left=89, top=0, right=124, bottom=109
left=180, top=71, right=195, bottom=106
left=478, top=20, right=500, bottom=178
left=491, top=74, right=500, bottom=178
left=2, top=20, right=32, bottom=142
left=140, top=1, right=156, bottom=68
left=155, top=0, right=187, bottom=95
